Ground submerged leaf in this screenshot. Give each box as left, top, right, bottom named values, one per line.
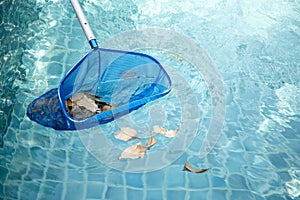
left=114, top=127, right=138, bottom=141
left=153, top=125, right=166, bottom=134
left=118, top=132, right=157, bottom=160
left=118, top=142, right=147, bottom=160
left=146, top=133, right=156, bottom=149
left=153, top=125, right=179, bottom=138
left=165, top=129, right=179, bottom=138
left=136, top=144, right=148, bottom=152
left=183, top=162, right=209, bottom=173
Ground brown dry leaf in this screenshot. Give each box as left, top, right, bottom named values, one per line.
left=183, top=162, right=209, bottom=174
left=114, top=127, right=138, bottom=141
left=136, top=144, right=148, bottom=152
left=118, top=142, right=147, bottom=160
left=146, top=133, right=156, bottom=149
left=102, top=105, right=117, bottom=112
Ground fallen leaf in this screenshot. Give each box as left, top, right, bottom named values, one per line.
left=153, top=125, right=166, bottom=134
left=136, top=144, right=148, bottom=152
left=165, top=129, right=179, bottom=138
left=114, top=127, right=138, bottom=141
left=102, top=105, right=117, bottom=112
left=146, top=133, right=156, bottom=149
left=72, top=93, right=99, bottom=112
left=118, top=132, right=157, bottom=160
left=183, top=162, right=209, bottom=173
left=153, top=125, right=179, bottom=138
left=118, top=142, right=147, bottom=160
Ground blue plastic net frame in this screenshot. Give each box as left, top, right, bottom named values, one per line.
left=57, top=47, right=172, bottom=130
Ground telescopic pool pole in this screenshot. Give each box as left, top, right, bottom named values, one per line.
left=70, top=0, right=99, bottom=49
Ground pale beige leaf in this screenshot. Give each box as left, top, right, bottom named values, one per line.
left=118, top=142, right=146, bottom=160
left=153, top=125, right=166, bottom=134
left=70, top=93, right=85, bottom=102
left=114, top=127, right=138, bottom=141
left=164, top=129, right=179, bottom=138
left=71, top=93, right=98, bottom=112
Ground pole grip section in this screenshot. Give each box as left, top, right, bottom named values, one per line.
left=70, top=0, right=98, bottom=49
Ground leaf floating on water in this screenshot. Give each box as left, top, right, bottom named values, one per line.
left=118, top=142, right=147, bottom=160
left=165, top=129, right=179, bottom=138
left=114, top=127, right=138, bottom=141
left=118, top=132, right=157, bottom=160
left=153, top=125, right=179, bottom=138
left=183, top=162, right=209, bottom=174
left=136, top=144, right=148, bottom=152
left=146, top=133, right=156, bottom=149
left=153, top=125, right=166, bottom=134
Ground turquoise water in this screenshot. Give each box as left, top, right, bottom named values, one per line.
left=1, top=0, right=300, bottom=199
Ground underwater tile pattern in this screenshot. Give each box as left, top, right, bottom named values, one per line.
left=1, top=0, right=300, bottom=200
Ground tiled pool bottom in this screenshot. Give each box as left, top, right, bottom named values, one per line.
left=2, top=105, right=300, bottom=200
left=1, top=0, right=300, bottom=199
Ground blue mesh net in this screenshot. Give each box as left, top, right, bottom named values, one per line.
left=27, top=48, right=171, bottom=130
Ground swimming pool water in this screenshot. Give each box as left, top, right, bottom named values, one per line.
left=1, top=0, right=300, bottom=199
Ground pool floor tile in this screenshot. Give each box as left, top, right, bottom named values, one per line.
left=39, top=181, right=63, bottom=198
left=145, top=170, right=166, bottom=189
left=125, top=173, right=144, bottom=188
left=210, top=175, right=227, bottom=188
left=166, top=165, right=186, bottom=188
left=127, top=188, right=145, bottom=200
left=229, top=190, right=255, bottom=200
left=19, top=181, right=40, bottom=200
left=86, top=182, right=106, bottom=199
left=65, top=182, right=86, bottom=200
left=106, top=169, right=125, bottom=186
left=227, top=173, right=249, bottom=190
left=4, top=184, right=19, bottom=200
left=145, top=190, right=163, bottom=200
left=210, top=189, right=229, bottom=199
left=167, top=190, right=186, bottom=200
left=187, top=190, right=209, bottom=200
left=187, top=173, right=210, bottom=189
left=105, top=186, right=125, bottom=200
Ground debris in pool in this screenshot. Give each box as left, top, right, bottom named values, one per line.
left=183, top=162, right=209, bottom=174
left=114, top=127, right=139, bottom=141
left=66, top=92, right=117, bottom=120
left=169, top=51, right=183, bottom=62
left=118, top=133, right=157, bottom=160
left=118, top=142, right=147, bottom=160
left=153, top=125, right=179, bottom=138
left=164, top=129, right=179, bottom=137
left=146, top=133, right=156, bottom=149
left=153, top=125, right=166, bottom=134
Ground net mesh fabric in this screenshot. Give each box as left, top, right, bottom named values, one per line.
left=27, top=48, right=171, bottom=130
